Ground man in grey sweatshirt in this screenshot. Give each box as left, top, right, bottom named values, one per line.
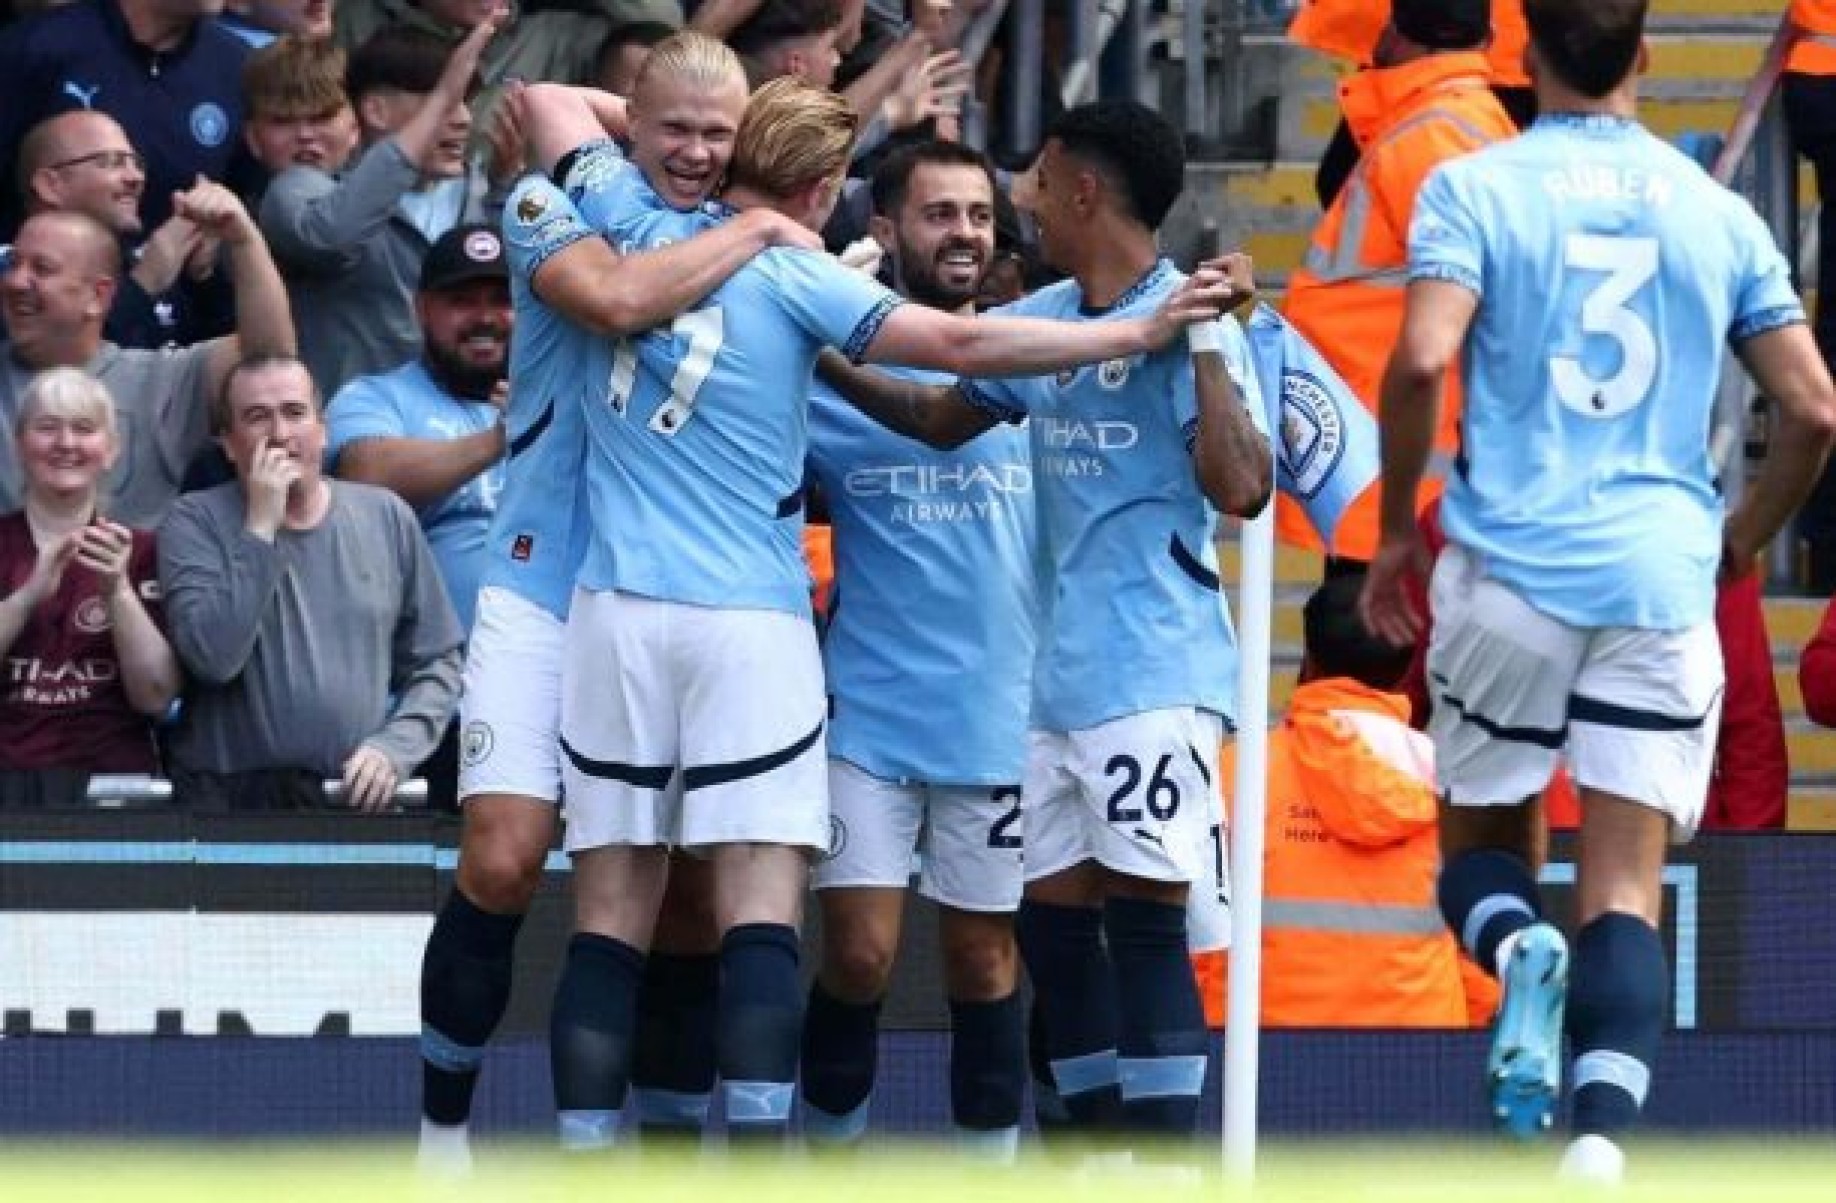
left=159, top=352, right=463, bottom=811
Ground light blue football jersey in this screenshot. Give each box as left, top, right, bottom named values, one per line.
left=575, top=245, right=902, bottom=617
left=484, top=142, right=718, bottom=620
left=808, top=367, right=1036, bottom=785
left=962, top=259, right=1269, bottom=734
left=484, top=173, right=607, bottom=621
left=1412, top=114, right=1804, bottom=630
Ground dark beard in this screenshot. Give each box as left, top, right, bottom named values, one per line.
left=422, top=338, right=503, bottom=402
left=896, top=238, right=985, bottom=312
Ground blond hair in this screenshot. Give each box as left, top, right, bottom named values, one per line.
left=18, top=367, right=119, bottom=443
left=730, top=76, right=857, bottom=200
left=632, top=30, right=748, bottom=107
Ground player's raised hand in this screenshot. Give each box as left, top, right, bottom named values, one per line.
left=1359, top=534, right=1429, bottom=649
left=1198, top=251, right=1258, bottom=316
left=1143, top=267, right=1236, bottom=347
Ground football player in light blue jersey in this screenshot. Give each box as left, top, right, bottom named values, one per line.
left=798, top=141, right=1035, bottom=1159
left=550, top=78, right=1245, bottom=1147
left=1359, top=0, right=1836, bottom=1183
left=415, top=34, right=826, bottom=1175
left=817, top=100, right=1273, bottom=1156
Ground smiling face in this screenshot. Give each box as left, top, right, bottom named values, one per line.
left=417, top=277, right=512, bottom=399
left=878, top=161, right=995, bottom=312
left=17, top=380, right=119, bottom=504
left=1019, top=138, right=1084, bottom=276
left=0, top=214, right=116, bottom=368
left=32, top=112, right=146, bottom=238
left=627, top=69, right=748, bottom=210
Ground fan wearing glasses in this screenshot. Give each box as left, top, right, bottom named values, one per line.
left=10, top=110, right=235, bottom=352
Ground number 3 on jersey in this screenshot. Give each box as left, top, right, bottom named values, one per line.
left=1552, top=234, right=1658, bottom=418
left=605, top=306, right=726, bottom=436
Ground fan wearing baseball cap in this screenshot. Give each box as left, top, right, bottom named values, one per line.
left=324, top=221, right=513, bottom=811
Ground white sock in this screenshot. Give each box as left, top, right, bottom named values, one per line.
left=416, top=1118, right=473, bottom=1178
left=1558, top=1134, right=1625, bottom=1186
left=1493, top=928, right=1526, bottom=979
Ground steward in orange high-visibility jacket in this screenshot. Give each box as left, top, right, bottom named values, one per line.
left=1280, top=8, right=1517, bottom=561
left=1193, top=575, right=1494, bottom=1028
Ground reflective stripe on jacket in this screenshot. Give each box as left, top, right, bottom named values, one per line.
left=1198, top=678, right=1476, bottom=1028
left=1279, top=52, right=1515, bottom=558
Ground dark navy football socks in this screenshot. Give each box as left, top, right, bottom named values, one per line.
left=1439, top=849, right=1542, bottom=976
left=1104, top=896, right=1208, bottom=1136
left=549, top=932, right=644, bottom=1150
left=717, top=923, right=803, bottom=1143
left=419, top=889, right=524, bottom=1126
left=948, top=991, right=1025, bottom=1158
left=798, top=981, right=882, bottom=1145
left=631, top=951, right=720, bottom=1139
left=1567, top=912, right=1667, bottom=1138
left=1016, top=900, right=1121, bottom=1131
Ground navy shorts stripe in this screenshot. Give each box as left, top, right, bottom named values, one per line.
left=1431, top=674, right=1566, bottom=749
left=682, top=721, right=824, bottom=792
left=559, top=736, right=673, bottom=790
left=1569, top=690, right=1721, bottom=733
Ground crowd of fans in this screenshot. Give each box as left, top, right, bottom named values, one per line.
left=0, top=0, right=1019, bottom=811
left=0, top=0, right=1832, bottom=1039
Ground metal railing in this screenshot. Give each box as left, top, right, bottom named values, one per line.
left=72, top=776, right=432, bottom=810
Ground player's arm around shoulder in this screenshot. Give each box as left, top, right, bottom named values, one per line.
left=814, top=348, right=998, bottom=451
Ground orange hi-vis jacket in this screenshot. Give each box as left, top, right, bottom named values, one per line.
left=1789, top=0, right=1836, bottom=75
left=1193, top=678, right=1487, bottom=1028
left=1288, top=0, right=1530, bottom=86
left=1279, top=52, right=1516, bottom=559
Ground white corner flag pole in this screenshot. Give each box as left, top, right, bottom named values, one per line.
left=1223, top=499, right=1275, bottom=1182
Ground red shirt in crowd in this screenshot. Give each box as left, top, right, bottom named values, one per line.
left=1399, top=501, right=1787, bottom=830
left=0, top=511, right=164, bottom=773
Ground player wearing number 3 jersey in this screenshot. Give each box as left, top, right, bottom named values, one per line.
left=1360, top=0, right=1836, bottom=1183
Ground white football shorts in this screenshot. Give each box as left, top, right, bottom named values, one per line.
left=812, top=758, right=1024, bottom=913
left=1427, top=544, right=1725, bottom=836
left=457, top=586, right=565, bottom=804
left=1024, top=707, right=1232, bottom=950
left=559, top=589, right=830, bottom=854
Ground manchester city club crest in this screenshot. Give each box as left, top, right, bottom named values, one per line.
left=189, top=102, right=229, bottom=148
left=461, top=721, right=495, bottom=767
left=1280, top=370, right=1345, bottom=499
left=1097, top=357, right=1133, bottom=390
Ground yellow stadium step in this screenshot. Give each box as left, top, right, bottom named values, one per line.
left=1789, top=788, right=1836, bottom=831
left=1646, top=36, right=1766, bottom=83
left=1217, top=539, right=1324, bottom=588
left=1652, top=0, right=1785, bottom=17
left=1787, top=725, right=1836, bottom=774
left=1764, top=596, right=1827, bottom=649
